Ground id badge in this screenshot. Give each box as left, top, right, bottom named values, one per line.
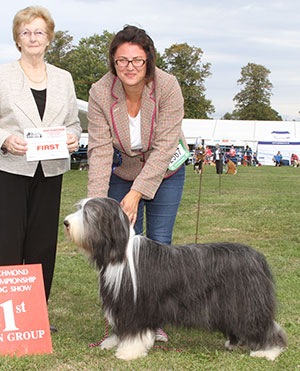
left=168, top=140, right=191, bottom=171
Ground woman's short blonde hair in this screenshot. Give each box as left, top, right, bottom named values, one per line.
left=13, top=6, right=55, bottom=52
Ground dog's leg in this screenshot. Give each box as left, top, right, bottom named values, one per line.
left=115, top=330, right=155, bottom=361
left=100, top=334, right=120, bottom=350
left=225, top=334, right=239, bottom=351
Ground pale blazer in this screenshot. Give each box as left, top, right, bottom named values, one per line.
left=88, top=67, right=187, bottom=200
left=0, top=61, right=82, bottom=177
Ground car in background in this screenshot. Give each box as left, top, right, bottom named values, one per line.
left=71, top=133, right=88, bottom=170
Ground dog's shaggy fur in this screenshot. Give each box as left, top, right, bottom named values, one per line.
left=194, top=146, right=205, bottom=174
left=226, top=159, right=237, bottom=174
left=64, top=197, right=287, bottom=361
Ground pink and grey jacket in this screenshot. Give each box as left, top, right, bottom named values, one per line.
left=87, top=67, right=187, bottom=200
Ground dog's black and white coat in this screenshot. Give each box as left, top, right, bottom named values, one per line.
left=194, top=146, right=205, bottom=174
left=64, top=197, right=287, bottom=361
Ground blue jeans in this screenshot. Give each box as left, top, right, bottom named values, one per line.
left=108, top=165, right=185, bottom=245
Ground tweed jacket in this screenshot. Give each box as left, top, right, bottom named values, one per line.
left=0, top=61, right=82, bottom=177
left=87, top=67, right=187, bottom=200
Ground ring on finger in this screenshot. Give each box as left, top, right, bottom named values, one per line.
left=11, top=146, right=15, bottom=153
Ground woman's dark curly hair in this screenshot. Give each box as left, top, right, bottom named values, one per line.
left=109, top=25, right=156, bottom=84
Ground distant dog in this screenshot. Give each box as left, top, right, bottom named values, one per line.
left=78, top=160, right=89, bottom=171
left=64, top=197, right=287, bottom=361
left=226, top=159, right=237, bottom=174
left=194, top=146, right=205, bottom=174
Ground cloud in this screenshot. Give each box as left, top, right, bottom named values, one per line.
left=1, top=0, right=299, bottom=119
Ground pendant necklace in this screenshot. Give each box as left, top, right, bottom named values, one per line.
left=19, top=60, right=47, bottom=84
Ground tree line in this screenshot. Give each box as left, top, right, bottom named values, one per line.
left=45, top=30, right=282, bottom=121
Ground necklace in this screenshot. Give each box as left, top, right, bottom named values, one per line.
left=19, top=60, right=47, bottom=84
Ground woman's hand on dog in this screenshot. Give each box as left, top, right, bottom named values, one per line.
left=120, top=190, right=142, bottom=226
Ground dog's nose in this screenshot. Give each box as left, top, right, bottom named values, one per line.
left=64, top=220, right=69, bottom=228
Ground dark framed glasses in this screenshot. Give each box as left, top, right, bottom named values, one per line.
left=115, top=58, right=147, bottom=68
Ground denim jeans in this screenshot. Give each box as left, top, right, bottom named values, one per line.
left=108, top=165, right=185, bottom=245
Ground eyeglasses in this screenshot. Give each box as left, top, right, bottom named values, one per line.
left=115, top=58, right=147, bottom=68
left=18, top=30, right=47, bottom=38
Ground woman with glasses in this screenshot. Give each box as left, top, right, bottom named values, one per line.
left=0, top=6, right=81, bottom=330
left=88, top=25, right=187, bottom=342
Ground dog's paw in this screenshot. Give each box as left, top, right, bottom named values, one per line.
left=225, top=340, right=237, bottom=351
left=115, top=331, right=154, bottom=361
left=100, top=334, right=120, bottom=350
left=250, top=347, right=285, bottom=361
left=115, top=347, right=148, bottom=361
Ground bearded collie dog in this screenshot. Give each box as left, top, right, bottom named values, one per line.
left=64, top=197, right=287, bottom=361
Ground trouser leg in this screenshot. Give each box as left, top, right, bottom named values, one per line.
left=0, top=171, right=28, bottom=265
left=108, top=173, right=144, bottom=235
left=145, top=165, right=185, bottom=244
left=108, top=165, right=185, bottom=245
left=23, top=164, right=62, bottom=301
left=0, top=165, right=62, bottom=301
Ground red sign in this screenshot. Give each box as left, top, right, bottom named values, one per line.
left=0, top=264, right=53, bottom=356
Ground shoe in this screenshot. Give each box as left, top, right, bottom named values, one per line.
left=155, top=328, right=168, bottom=342
left=50, top=324, right=58, bottom=333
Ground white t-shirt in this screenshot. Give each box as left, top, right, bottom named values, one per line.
left=129, top=110, right=142, bottom=150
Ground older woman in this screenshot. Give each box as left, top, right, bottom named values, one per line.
left=88, top=25, right=188, bottom=342
left=0, top=6, right=81, bottom=325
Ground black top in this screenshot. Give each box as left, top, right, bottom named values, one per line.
left=31, top=89, right=46, bottom=120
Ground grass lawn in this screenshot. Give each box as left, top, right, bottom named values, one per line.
left=1, top=164, right=299, bottom=370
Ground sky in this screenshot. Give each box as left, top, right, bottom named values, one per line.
left=1, top=0, right=299, bottom=120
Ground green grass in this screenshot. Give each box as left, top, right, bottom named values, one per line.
left=1, top=165, right=299, bottom=370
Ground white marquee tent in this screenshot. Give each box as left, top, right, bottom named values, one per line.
left=182, top=119, right=300, bottom=165
left=77, top=99, right=300, bottom=166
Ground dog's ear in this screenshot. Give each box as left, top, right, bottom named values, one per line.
left=83, top=198, right=130, bottom=267
left=106, top=209, right=130, bottom=264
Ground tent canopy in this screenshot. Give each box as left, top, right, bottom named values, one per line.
left=77, top=99, right=300, bottom=165
left=181, top=119, right=300, bottom=144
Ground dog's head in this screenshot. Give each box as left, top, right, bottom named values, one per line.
left=195, top=146, right=205, bottom=160
left=64, top=197, right=131, bottom=268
